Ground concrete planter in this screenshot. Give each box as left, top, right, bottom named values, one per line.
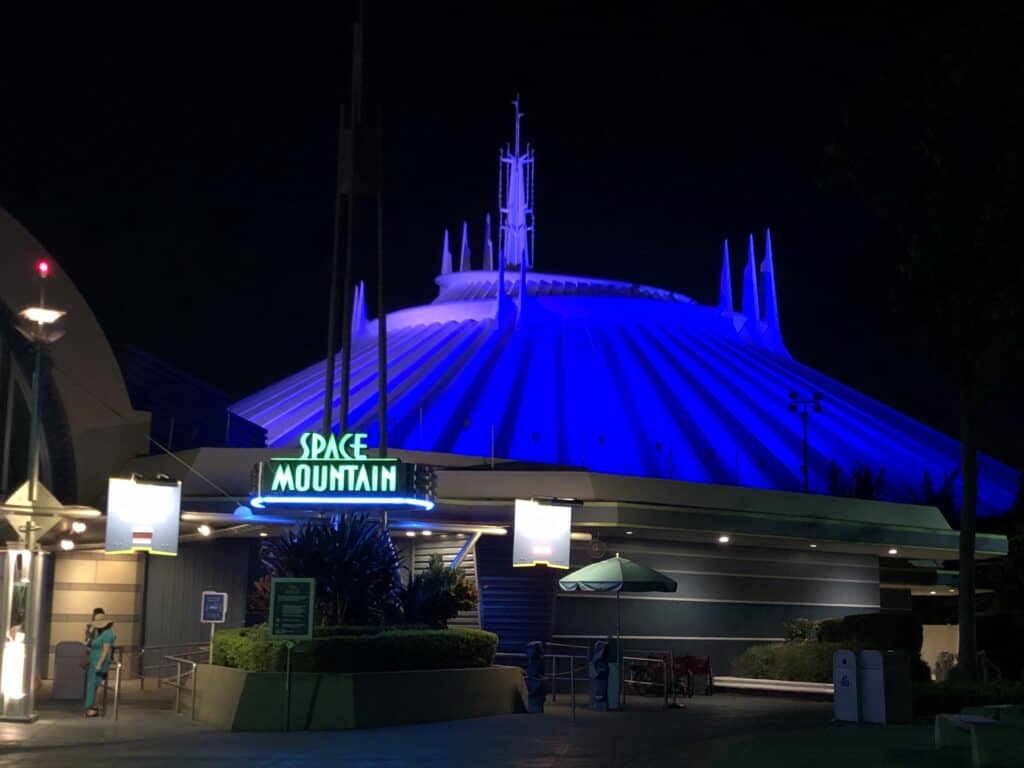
left=190, top=663, right=527, bottom=731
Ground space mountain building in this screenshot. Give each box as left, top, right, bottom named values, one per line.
left=229, top=102, right=1018, bottom=667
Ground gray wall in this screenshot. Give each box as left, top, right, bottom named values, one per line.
left=553, top=539, right=880, bottom=674
left=141, top=540, right=254, bottom=671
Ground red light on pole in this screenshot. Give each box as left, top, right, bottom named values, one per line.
left=36, top=260, right=50, bottom=279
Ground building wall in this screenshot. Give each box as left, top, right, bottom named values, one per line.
left=140, top=540, right=254, bottom=675
left=552, top=539, right=880, bottom=674
left=46, top=551, right=145, bottom=679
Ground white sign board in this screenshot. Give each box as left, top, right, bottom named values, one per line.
left=104, top=477, right=182, bottom=556
left=513, top=499, right=572, bottom=569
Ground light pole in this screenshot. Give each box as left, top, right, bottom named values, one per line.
left=788, top=391, right=822, bottom=493
left=14, top=260, right=66, bottom=549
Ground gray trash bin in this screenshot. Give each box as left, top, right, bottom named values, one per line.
left=858, top=650, right=912, bottom=724
left=833, top=649, right=860, bottom=722
left=53, top=641, right=87, bottom=701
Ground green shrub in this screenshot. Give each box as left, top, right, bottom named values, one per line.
left=400, top=555, right=479, bottom=629
left=732, top=642, right=846, bottom=683
left=212, top=624, right=498, bottom=674
left=783, top=618, right=822, bottom=641
left=913, top=680, right=1024, bottom=716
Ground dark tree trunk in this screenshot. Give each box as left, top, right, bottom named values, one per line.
left=957, top=405, right=978, bottom=681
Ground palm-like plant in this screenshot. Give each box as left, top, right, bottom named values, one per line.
left=260, top=513, right=402, bottom=626
left=401, top=554, right=479, bottom=629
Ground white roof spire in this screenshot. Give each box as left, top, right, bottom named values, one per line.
left=483, top=213, right=494, bottom=271
left=498, top=96, right=535, bottom=270
left=459, top=221, right=471, bottom=272
left=441, top=228, right=453, bottom=275
left=719, top=239, right=733, bottom=313
left=742, top=233, right=760, bottom=323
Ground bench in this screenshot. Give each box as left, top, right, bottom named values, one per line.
left=935, top=712, right=1024, bottom=767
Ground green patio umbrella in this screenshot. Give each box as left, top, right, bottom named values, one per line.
left=558, top=554, right=677, bottom=703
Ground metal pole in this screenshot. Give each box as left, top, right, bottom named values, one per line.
left=209, top=624, right=215, bottom=664
left=376, top=104, right=387, bottom=459
left=175, top=660, right=181, bottom=714
left=570, top=656, right=576, bottom=722
left=113, top=662, right=122, bottom=721
left=322, top=103, right=348, bottom=437
left=25, top=345, right=42, bottom=509
left=284, top=641, right=294, bottom=731
left=551, top=655, right=557, bottom=702
left=191, top=663, right=197, bottom=720
left=801, top=408, right=809, bottom=493
left=616, top=591, right=622, bottom=709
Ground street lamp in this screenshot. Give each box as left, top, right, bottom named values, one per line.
left=788, top=391, right=822, bottom=493
left=14, top=259, right=66, bottom=542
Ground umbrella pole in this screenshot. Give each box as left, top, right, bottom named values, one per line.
left=617, top=590, right=622, bottom=709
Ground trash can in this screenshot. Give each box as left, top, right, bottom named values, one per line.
left=53, top=641, right=87, bottom=701
left=833, top=649, right=860, bottom=722
left=524, top=641, right=546, bottom=713
left=858, top=650, right=912, bottom=724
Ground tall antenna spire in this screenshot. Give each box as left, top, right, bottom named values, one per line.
left=761, top=228, right=784, bottom=347
left=719, top=239, right=733, bottom=313
left=483, top=212, right=494, bottom=270
left=742, top=233, right=760, bottom=323
left=498, top=96, right=535, bottom=270
left=441, top=228, right=453, bottom=275
left=459, top=221, right=471, bottom=271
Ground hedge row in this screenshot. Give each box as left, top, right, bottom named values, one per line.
left=211, top=625, right=498, bottom=674
left=731, top=642, right=846, bottom=683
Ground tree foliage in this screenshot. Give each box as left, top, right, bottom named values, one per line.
left=260, top=513, right=403, bottom=626
left=400, top=554, right=479, bottom=629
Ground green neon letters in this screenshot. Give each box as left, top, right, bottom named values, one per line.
left=270, top=461, right=398, bottom=494
left=298, top=431, right=369, bottom=461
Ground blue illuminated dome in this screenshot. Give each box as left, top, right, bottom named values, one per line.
left=233, top=103, right=1020, bottom=517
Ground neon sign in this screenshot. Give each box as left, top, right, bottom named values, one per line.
left=250, top=432, right=435, bottom=511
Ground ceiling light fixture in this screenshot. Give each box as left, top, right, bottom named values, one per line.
left=718, top=535, right=730, bottom=544
left=59, top=539, right=74, bottom=551
left=197, top=524, right=212, bottom=537
left=887, top=548, right=898, bottom=556
left=71, top=521, right=87, bottom=534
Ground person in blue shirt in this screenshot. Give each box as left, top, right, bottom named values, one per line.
left=84, top=611, right=115, bottom=717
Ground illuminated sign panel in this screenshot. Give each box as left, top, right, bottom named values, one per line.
left=105, top=477, right=182, bottom=556
left=513, top=499, right=572, bottom=569
left=250, top=432, right=435, bottom=511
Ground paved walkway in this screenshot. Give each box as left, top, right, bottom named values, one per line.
left=0, top=688, right=961, bottom=768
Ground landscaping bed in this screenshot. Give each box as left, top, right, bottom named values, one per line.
left=212, top=623, right=498, bottom=673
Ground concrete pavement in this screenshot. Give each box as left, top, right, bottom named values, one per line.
left=0, top=687, right=957, bottom=768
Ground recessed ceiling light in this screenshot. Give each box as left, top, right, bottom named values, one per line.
left=259, top=531, right=268, bottom=538
left=59, top=539, right=75, bottom=551
left=197, top=524, right=211, bottom=537
left=948, top=588, right=956, bottom=593
left=421, top=530, right=432, bottom=537
left=405, top=531, right=417, bottom=538
left=809, top=544, right=817, bottom=549
left=718, top=535, right=730, bottom=544
left=71, top=521, right=87, bottom=534
left=887, top=548, right=898, bottom=556
left=929, top=590, right=937, bottom=595
left=626, top=530, right=633, bottom=535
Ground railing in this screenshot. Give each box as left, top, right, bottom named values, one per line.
left=139, top=642, right=210, bottom=689
left=99, top=647, right=124, bottom=721
left=164, top=655, right=198, bottom=719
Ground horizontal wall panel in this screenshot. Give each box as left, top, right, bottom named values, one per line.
left=554, top=594, right=874, bottom=641
left=549, top=634, right=783, bottom=675
left=639, top=572, right=880, bottom=607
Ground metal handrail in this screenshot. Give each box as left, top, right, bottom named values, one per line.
left=98, top=647, right=125, bottom=721
left=164, top=655, right=198, bottom=719
left=140, top=642, right=210, bottom=689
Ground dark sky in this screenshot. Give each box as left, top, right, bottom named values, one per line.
left=0, top=5, right=1021, bottom=468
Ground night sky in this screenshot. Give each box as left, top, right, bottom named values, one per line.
left=1, top=5, right=1021, bottom=468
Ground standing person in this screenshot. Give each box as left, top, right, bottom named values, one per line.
left=84, top=607, right=106, bottom=644
left=84, top=611, right=115, bottom=717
